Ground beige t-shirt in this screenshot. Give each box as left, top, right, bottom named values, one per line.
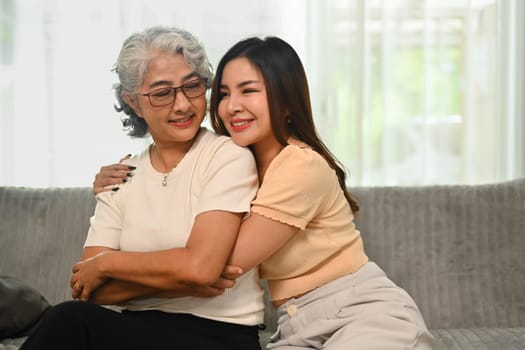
left=85, top=128, right=265, bottom=325
left=251, top=138, right=368, bottom=301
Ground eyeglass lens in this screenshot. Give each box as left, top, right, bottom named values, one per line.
left=148, top=79, right=206, bottom=107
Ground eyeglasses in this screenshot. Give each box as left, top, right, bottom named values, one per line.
left=141, top=78, right=208, bottom=107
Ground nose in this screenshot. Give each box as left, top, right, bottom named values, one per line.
left=226, top=94, right=243, bottom=115
left=171, top=90, right=191, bottom=114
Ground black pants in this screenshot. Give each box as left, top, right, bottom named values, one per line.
left=20, top=300, right=261, bottom=350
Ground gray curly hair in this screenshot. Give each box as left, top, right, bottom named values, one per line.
left=113, top=26, right=213, bottom=137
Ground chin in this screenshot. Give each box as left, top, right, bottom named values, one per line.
left=173, top=124, right=201, bottom=142
left=229, top=135, right=252, bottom=148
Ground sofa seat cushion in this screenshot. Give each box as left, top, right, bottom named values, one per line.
left=432, top=327, right=525, bottom=349
left=261, top=327, right=525, bottom=349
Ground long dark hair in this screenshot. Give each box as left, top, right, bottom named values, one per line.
left=209, top=37, right=359, bottom=213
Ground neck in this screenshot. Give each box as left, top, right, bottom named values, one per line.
left=151, top=137, right=196, bottom=174
left=253, top=139, right=285, bottom=182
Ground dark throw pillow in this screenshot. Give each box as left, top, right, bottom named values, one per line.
left=0, top=276, right=51, bottom=339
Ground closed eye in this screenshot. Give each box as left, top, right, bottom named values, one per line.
left=151, top=88, right=172, bottom=97
left=219, top=90, right=230, bottom=99
left=183, top=81, right=203, bottom=91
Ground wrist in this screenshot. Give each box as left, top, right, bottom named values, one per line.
left=96, top=250, right=116, bottom=278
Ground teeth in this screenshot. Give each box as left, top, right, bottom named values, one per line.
left=172, top=115, right=192, bottom=123
left=232, top=120, right=251, bottom=127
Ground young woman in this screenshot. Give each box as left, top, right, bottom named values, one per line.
left=206, top=36, right=435, bottom=349
left=20, top=27, right=264, bottom=350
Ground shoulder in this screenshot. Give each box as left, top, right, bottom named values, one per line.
left=279, top=143, right=324, bottom=165
left=197, top=128, right=255, bottom=163
left=118, top=146, right=151, bottom=183
left=97, top=145, right=150, bottom=202
left=191, top=129, right=256, bottom=180
left=252, top=139, right=337, bottom=221
left=258, top=139, right=337, bottom=204
left=121, top=146, right=150, bottom=168
left=195, top=128, right=246, bottom=151
left=268, top=139, right=334, bottom=182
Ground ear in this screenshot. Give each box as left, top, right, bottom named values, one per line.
left=122, top=92, right=143, bottom=118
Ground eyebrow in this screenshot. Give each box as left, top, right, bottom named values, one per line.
left=220, top=80, right=260, bottom=89
left=147, top=72, right=199, bottom=90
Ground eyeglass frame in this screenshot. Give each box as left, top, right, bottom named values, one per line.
left=140, top=77, right=208, bottom=107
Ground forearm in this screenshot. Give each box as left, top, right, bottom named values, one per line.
left=228, top=213, right=298, bottom=273
left=89, top=278, right=205, bottom=304
left=89, top=279, right=157, bottom=304
left=79, top=247, right=203, bottom=298
left=96, top=249, right=208, bottom=290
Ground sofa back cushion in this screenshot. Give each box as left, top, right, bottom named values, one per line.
left=1, top=180, right=524, bottom=331
left=0, top=187, right=95, bottom=305
left=352, top=179, right=525, bottom=329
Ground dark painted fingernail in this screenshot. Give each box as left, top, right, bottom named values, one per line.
left=127, top=173, right=134, bottom=177
left=112, top=187, right=120, bottom=192
left=122, top=178, right=128, bottom=183
left=128, top=165, right=136, bottom=170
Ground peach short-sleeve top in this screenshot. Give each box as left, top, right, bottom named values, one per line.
left=251, top=138, right=368, bottom=302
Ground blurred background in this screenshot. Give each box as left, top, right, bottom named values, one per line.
left=0, top=0, right=523, bottom=187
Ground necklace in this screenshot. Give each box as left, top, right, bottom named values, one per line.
left=161, top=174, right=169, bottom=187
left=152, top=142, right=192, bottom=188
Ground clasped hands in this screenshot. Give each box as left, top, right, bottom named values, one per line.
left=70, top=251, right=111, bottom=301
left=70, top=251, right=242, bottom=302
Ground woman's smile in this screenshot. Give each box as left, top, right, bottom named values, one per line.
left=230, top=118, right=254, bottom=132
left=168, top=114, right=196, bottom=128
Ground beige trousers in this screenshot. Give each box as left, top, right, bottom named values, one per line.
left=267, top=262, right=435, bottom=350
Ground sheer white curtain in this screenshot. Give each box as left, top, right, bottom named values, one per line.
left=307, top=0, right=524, bottom=186
left=0, top=0, right=523, bottom=187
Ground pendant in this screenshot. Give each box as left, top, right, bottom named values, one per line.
left=162, top=174, right=168, bottom=187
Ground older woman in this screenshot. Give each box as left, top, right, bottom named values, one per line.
left=20, top=26, right=264, bottom=350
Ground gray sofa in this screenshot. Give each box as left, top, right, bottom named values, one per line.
left=1, top=179, right=524, bottom=349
